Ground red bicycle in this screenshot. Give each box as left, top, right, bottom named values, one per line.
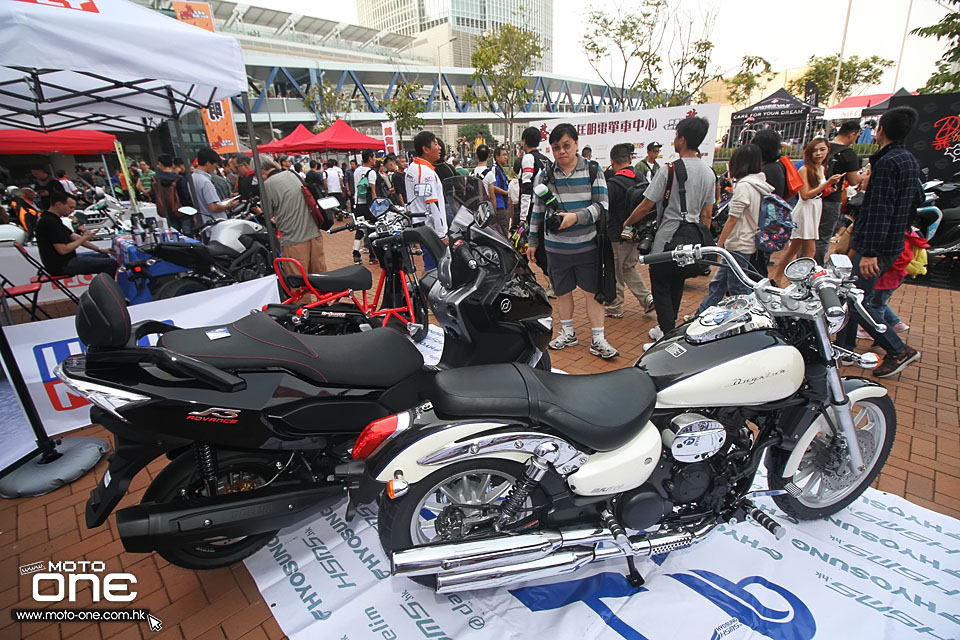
left=265, top=202, right=430, bottom=342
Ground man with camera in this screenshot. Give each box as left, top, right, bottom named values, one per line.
left=622, top=116, right=717, bottom=342
left=526, top=123, right=619, bottom=359
left=604, top=142, right=654, bottom=318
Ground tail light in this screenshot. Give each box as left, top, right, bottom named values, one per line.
left=352, top=411, right=411, bottom=460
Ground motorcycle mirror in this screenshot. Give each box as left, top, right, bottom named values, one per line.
left=178, top=206, right=198, bottom=216
left=370, top=198, right=391, bottom=219
left=317, top=196, right=340, bottom=211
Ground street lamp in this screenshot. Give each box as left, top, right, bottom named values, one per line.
left=438, top=36, right=457, bottom=137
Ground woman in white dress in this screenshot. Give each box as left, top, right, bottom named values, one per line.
left=771, top=137, right=842, bottom=283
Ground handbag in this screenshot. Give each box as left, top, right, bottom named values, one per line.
left=293, top=172, right=333, bottom=231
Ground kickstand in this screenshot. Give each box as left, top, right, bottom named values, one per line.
left=625, top=556, right=645, bottom=588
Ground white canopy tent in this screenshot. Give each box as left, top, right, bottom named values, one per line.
left=0, top=0, right=247, bottom=132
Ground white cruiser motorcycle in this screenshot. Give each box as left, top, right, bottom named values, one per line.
left=347, top=246, right=896, bottom=593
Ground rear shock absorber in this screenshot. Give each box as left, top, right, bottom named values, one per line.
left=195, top=443, right=219, bottom=497
left=496, top=443, right=557, bottom=528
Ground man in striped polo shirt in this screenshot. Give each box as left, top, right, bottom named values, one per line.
left=526, top=123, right=619, bottom=359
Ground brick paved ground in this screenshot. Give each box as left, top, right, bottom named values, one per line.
left=2, top=229, right=958, bottom=639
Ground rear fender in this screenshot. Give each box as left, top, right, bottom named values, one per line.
left=779, top=378, right=888, bottom=478
left=86, top=436, right=171, bottom=528
left=367, top=414, right=532, bottom=485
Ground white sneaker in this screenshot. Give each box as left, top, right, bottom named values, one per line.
left=642, top=343, right=653, bottom=352
left=643, top=295, right=655, bottom=313
left=590, top=339, right=619, bottom=359
left=892, top=321, right=910, bottom=333
left=857, top=327, right=871, bottom=340
left=648, top=325, right=664, bottom=341
left=549, top=332, right=578, bottom=350
left=683, top=314, right=695, bottom=322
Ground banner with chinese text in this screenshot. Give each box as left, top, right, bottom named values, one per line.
left=531, top=103, right=722, bottom=167
left=381, top=121, right=398, bottom=155
left=172, top=1, right=240, bottom=154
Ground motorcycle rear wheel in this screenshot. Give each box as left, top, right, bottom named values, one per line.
left=142, top=450, right=281, bottom=570
left=766, top=395, right=896, bottom=520
left=156, top=277, right=211, bottom=299
left=378, top=459, right=543, bottom=588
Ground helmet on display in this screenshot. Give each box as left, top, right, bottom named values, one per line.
left=0, top=224, right=28, bottom=244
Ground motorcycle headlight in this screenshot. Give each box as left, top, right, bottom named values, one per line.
left=54, top=363, right=149, bottom=422
left=827, top=302, right=850, bottom=335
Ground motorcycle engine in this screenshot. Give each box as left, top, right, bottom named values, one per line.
left=664, top=413, right=726, bottom=463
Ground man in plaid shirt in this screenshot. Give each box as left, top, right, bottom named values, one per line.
left=836, top=106, right=922, bottom=378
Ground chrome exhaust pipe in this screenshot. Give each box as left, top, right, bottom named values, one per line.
left=424, top=521, right=719, bottom=593
left=392, top=526, right=608, bottom=578
left=436, top=549, right=596, bottom=593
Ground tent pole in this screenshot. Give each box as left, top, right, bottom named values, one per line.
left=99, top=153, right=110, bottom=189
left=143, top=118, right=156, bottom=168
left=241, top=92, right=280, bottom=259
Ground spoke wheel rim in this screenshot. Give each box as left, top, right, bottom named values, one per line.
left=793, top=400, right=886, bottom=508
left=410, top=468, right=526, bottom=545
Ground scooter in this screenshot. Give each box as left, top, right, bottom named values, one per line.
left=139, top=201, right=272, bottom=298
left=55, top=175, right=552, bottom=570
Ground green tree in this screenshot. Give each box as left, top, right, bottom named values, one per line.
left=457, top=123, right=497, bottom=148
left=580, top=1, right=720, bottom=110
left=725, top=56, right=774, bottom=108
left=382, top=82, right=425, bottom=150
left=911, top=1, right=960, bottom=94
left=462, top=24, right=543, bottom=144
left=302, top=78, right=351, bottom=130
left=787, top=55, right=893, bottom=101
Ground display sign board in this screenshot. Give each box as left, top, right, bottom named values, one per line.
left=172, top=1, right=240, bottom=154
left=246, top=475, right=960, bottom=640
left=889, top=92, right=960, bottom=182
left=381, top=121, right=398, bottom=155
left=530, top=103, right=722, bottom=167
left=0, top=276, right=280, bottom=473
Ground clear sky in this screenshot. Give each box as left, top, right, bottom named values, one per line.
left=253, top=0, right=950, bottom=104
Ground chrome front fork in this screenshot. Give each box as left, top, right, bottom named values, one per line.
left=813, top=315, right=866, bottom=474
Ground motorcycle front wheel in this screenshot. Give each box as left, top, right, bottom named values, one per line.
left=142, top=450, right=282, bottom=570
left=377, top=459, right=545, bottom=588
left=766, top=395, right=896, bottom=520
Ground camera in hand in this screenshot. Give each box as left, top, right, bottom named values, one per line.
left=545, top=211, right=564, bottom=233
left=621, top=218, right=656, bottom=254
left=534, top=183, right=564, bottom=234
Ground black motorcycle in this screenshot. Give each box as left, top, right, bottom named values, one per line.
left=55, top=176, right=552, bottom=570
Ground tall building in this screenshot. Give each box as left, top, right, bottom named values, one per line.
left=357, top=0, right=553, bottom=72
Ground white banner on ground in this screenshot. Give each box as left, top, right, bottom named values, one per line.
left=246, top=473, right=960, bottom=640
left=530, top=103, right=722, bottom=168
left=0, top=276, right=280, bottom=471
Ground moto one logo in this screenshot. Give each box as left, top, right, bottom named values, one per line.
left=187, top=408, right=241, bottom=423
left=32, top=561, right=136, bottom=603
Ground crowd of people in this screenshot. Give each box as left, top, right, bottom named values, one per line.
left=0, top=104, right=924, bottom=378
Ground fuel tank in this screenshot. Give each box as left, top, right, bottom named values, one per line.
left=637, top=322, right=804, bottom=409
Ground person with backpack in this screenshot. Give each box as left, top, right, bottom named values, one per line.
left=526, top=122, right=619, bottom=360
left=488, top=145, right=511, bottom=236
left=695, top=144, right=773, bottom=313
left=769, top=137, right=843, bottom=284
left=622, top=116, right=718, bottom=343
left=352, top=148, right=389, bottom=264
left=604, top=142, right=654, bottom=318
left=518, top=126, right=554, bottom=295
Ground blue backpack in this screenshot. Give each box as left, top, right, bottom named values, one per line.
left=755, top=193, right=795, bottom=252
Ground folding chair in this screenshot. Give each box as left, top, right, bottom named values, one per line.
left=13, top=242, right=80, bottom=304
left=0, top=272, right=51, bottom=323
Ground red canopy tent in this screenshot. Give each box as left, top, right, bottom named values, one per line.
left=297, top=119, right=385, bottom=151
left=257, top=123, right=318, bottom=153
left=0, top=129, right=117, bottom=155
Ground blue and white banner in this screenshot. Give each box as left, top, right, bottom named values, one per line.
left=0, top=276, right=280, bottom=472
left=246, top=474, right=960, bottom=640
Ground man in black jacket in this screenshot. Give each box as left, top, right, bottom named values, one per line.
left=604, top=143, right=653, bottom=318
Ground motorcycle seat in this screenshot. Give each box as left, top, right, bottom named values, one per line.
left=160, top=312, right=422, bottom=387
left=284, top=265, right=372, bottom=292
left=429, top=363, right=657, bottom=452
left=940, top=206, right=960, bottom=224
left=207, top=240, right=240, bottom=260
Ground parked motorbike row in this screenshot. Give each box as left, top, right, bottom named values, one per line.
left=57, top=175, right=898, bottom=597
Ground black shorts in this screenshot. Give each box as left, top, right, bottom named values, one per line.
left=547, top=250, right=597, bottom=296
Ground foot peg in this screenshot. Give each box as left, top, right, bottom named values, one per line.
left=739, top=500, right=786, bottom=540
left=406, top=323, right=424, bottom=336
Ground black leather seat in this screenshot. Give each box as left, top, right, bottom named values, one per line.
left=285, top=265, right=372, bottom=293
left=429, top=363, right=657, bottom=452
left=160, top=312, right=422, bottom=387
